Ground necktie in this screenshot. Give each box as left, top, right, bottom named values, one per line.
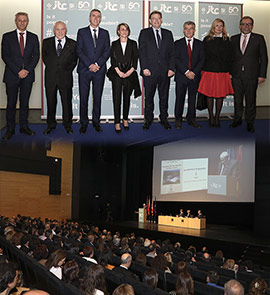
left=156, top=30, right=161, bottom=49
left=19, top=32, right=24, bottom=56
left=188, top=39, right=192, bottom=69
left=57, top=39, right=62, bottom=56
left=93, top=29, right=98, bottom=48
left=241, top=35, right=247, bottom=55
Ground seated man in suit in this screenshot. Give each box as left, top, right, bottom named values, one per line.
left=174, top=21, right=205, bottom=129
left=112, top=253, right=139, bottom=280
left=42, top=21, right=77, bottom=135
left=139, top=11, right=175, bottom=130
left=1, top=12, right=39, bottom=140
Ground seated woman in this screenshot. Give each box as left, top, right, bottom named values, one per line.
left=62, top=260, right=80, bottom=288
left=45, top=249, right=66, bottom=279
left=107, top=23, right=141, bottom=133
left=143, top=269, right=158, bottom=289
left=169, top=272, right=194, bottom=295
left=112, top=284, right=134, bottom=295
left=82, top=264, right=107, bottom=295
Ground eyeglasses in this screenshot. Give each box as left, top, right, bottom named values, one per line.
left=240, top=23, right=253, bottom=26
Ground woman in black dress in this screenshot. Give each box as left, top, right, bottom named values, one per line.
left=198, top=18, right=234, bottom=127
left=107, top=23, right=141, bottom=133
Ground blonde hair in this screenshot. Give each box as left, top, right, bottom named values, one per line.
left=208, top=18, right=228, bottom=40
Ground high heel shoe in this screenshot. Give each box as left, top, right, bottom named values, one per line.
left=123, top=120, right=129, bottom=130
left=115, top=124, right=121, bottom=134
left=209, top=117, right=214, bottom=128
left=215, top=117, right=221, bottom=128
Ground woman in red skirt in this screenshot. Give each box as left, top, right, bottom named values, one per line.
left=198, top=18, right=234, bottom=127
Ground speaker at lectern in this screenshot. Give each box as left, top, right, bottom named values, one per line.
left=138, top=208, right=147, bottom=223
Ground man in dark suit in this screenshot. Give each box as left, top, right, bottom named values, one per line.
left=77, top=9, right=110, bottom=133
left=218, top=151, right=238, bottom=177
left=139, top=11, right=175, bottom=130
left=42, top=21, right=77, bottom=135
left=1, top=12, right=40, bottom=140
left=230, top=16, right=268, bottom=133
left=112, top=253, right=139, bottom=280
left=174, top=21, right=205, bottom=129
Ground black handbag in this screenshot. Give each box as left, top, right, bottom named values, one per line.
left=196, top=92, right=208, bottom=110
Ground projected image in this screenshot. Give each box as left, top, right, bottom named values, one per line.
left=162, top=169, right=180, bottom=185
left=153, top=138, right=255, bottom=203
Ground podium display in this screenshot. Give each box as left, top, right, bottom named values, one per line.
left=208, top=175, right=237, bottom=196
left=158, top=215, right=206, bottom=229
left=138, top=208, right=147, bottom=223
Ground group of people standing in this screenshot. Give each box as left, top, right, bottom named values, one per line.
left=1, top=9, right=268, bottom=140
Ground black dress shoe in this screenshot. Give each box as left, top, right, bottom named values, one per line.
left=175, top=119, right=182, bottom=129
left=43, top=127, right=55, bottom=135
left=2, top=129, right=15, bottom=140
left=20, top=127, right=35, bottom=136
left=115, top=128, right=121, bottom=134
left=65, top=127, right=73, bottom=134
left=230, top=120, right=242, bottom=128
left=247, top=123, right=255, bottom=133
left=188, top=119, right=201, bottom=129
left=93, top=123, right=102, bottom=132
left=79, top=125, right=87, bottom=134
left=123, top=120, right=129, bottom=130
left=161, top=120, right=171, bottom=130
left=142, top=122, right=151, bottom=130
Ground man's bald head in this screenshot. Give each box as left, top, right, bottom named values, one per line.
left=224, top=280, right=244, bottom=295
left=121, top=253, right=132, bottom=268
left=23, top=290, right=50, bottom=295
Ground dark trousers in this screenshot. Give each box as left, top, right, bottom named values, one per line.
left=143, top=74, right=170, bottom=123
left=232, top=72, right=258, bottom=124
left=5, top=79, right=33, bottom=130
left=79, top=72, right=105, bottom=125
left=112, top=76, right=132, bottom=124
left=175, top=78, right=198, bottom=122
left=45, top=85, right=73, bottom=128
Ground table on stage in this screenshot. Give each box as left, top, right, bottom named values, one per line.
left=158, top=215, right=206, bottom=229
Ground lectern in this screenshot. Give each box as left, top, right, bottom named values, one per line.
left=138, top=208, right=147, bottom=223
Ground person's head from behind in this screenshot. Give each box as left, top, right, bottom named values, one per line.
left=33, top=244, right=49, bottom=261
left=83, top=264, right=107, bottom=295
left=175, top=261, right=187, bottom=275
left=62, top=260, right=79, bottom=284
left=176, top=272, right=194, bottom=295
left=206, top=271, right=219, bottom=284
left=83, top=246, right=94, bottom=258
left=249, top=278, right=268, bottom=295
left=45, top=249, right=66, bottom=269
left=112, top=284, right=134, bottom=295
left=143, top=269, right=158, bottom=289
left=135, top=253, right=146, bottom=266
left=0, top=263, right=18, bottom=294
left=121, top=253, right=132, bottom=268
left=224, top=280, right=244, bottom=295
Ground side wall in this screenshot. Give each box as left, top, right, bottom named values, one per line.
left=0, top=142, right=73, bottom=220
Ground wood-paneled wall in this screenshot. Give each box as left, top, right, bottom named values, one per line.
left=0, top=141, right=73, bottom=221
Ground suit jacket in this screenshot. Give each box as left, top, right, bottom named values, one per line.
left=42, top=36, right=77, bottom=89
left=218, top=159, right=238, bottom=177
left=139, top=27, right=175, bottom=77
left=76, top=26, right=110, bottom=75
left=231, top=32, right=268, bottom=80
left=174, top=37, right=205, bottom=82
left=112, top=266, right=139, bottom=280
left=1, top=30, right=40, bottom=84
left=108, top=38, right=141, bottom=98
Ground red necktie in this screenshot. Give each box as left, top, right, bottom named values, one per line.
left=20, top=32, right=24, bottom=56
left=188, top=39, right=192, bottom=69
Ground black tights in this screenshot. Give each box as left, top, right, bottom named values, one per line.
left=207, top=97, right=224, bottom=124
